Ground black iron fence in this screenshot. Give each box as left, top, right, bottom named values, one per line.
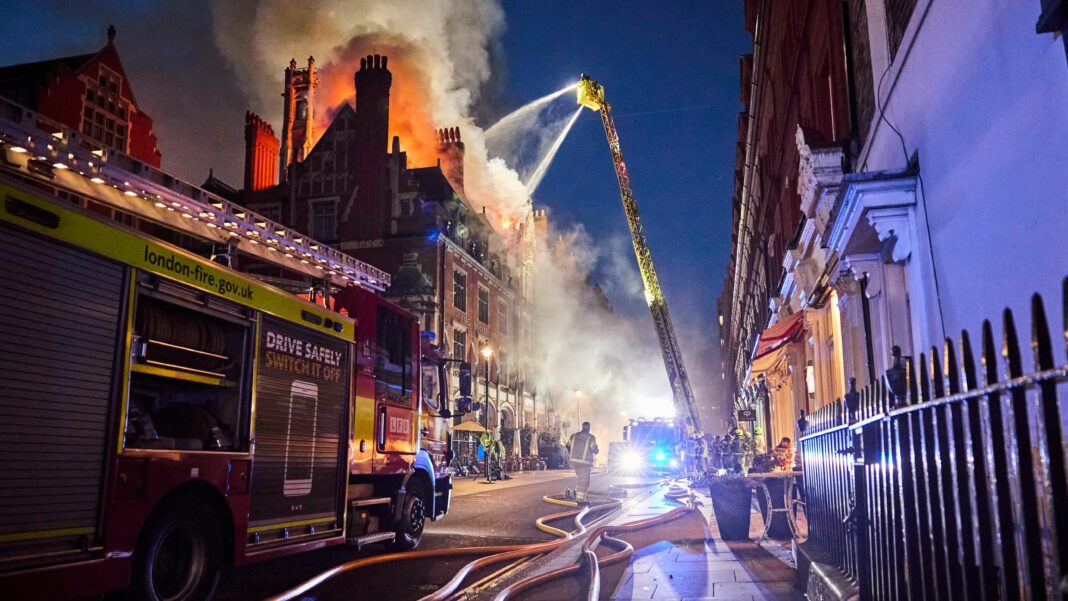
left=799, top=279, right=1068, bottom=601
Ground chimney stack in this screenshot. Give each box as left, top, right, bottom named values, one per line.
left=436, top=126, right=465, bottom=196
left=244, top=111, right=280, bottom=193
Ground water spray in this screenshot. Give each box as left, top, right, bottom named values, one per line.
left=523, top=106, right=583, bottom=196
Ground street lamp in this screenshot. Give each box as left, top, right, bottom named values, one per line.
left=573, top=388, right=583, bottom=429
left=481, top=346, right=493, bottom=429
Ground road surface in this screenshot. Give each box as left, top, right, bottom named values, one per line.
left=215, top=469, right=657, bottom=600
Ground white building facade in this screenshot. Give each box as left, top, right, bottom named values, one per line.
left=747, top=0, right=1068, bottom=443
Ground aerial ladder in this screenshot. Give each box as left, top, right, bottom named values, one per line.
left=576, top=74, right=702, bottom=434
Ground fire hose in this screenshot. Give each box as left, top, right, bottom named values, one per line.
left=266, top=482, right=695, bottom=601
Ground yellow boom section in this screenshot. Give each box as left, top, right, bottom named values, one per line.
left=577, top=74, right=701, bottom=432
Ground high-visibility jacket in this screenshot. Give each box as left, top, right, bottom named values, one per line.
left=567, top=431, right=598, bottom=465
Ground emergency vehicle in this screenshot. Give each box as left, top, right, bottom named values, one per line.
left=610, top=417, right=686, bottom=473
left=0, top=96, right=458, bottom=601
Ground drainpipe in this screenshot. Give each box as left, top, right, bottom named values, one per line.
left=859, top=273, right=877, bottom=387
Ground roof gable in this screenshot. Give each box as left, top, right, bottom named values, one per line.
left=304, top=103, right=356, bottom=161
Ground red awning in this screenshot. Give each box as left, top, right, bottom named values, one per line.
left=752, top=311, right=805, bottom=360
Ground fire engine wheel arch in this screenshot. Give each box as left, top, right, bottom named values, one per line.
left=130, top=484, right=232, bottom=601
left=410, top=450, right=439, bottom=517
left=391, top=476, right=428, bottom=551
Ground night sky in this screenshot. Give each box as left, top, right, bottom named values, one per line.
left=0, top=1, right=750, bottom=426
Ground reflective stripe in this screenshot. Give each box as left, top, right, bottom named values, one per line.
left=0, top=526, right=94, bottom=544
left=568, top=432, right=596, bottom=465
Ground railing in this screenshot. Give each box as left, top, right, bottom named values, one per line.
left=799, top=278, right=1068, bottom=601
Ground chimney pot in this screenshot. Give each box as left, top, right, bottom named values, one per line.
left=382, top=56, right=388, bottom=69
left=360, top=57, right=367, bottom=70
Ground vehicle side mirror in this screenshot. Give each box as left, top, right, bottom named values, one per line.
left=458, top=362, right=472, bottom=397
left=456, top=397, right=472, bottom=414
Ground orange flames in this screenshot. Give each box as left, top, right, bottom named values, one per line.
left=314, top=36, right=440, bottom=168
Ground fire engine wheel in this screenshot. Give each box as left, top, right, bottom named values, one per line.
left=391, top=480, right=427, bottom=551
left=131, top=504, right=221, bottom=601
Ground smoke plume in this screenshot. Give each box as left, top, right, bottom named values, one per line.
left=211, top=0, right=676, bottom=446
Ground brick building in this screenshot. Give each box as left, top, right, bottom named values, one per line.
left=0, top=26, right=161, bottom=167
left=720, top=0, right=1068, bottom=453
left=717, top=0, right=852, bottom=441
left=234, top=54, right=548, bottom=448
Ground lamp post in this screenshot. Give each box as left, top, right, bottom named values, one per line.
left=481, top=346, right=493, bottom=430
left=573, top=388, right=582, bottom=430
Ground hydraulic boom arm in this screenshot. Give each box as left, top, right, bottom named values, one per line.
left=576, top=75, right=701, bottom=433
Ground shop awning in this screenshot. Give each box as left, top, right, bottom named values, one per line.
left=752, top=311, right=805, bottom=361
left=452, top=421, right=488, bottom=433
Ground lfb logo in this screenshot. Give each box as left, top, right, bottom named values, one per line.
left=389, top=416, right=410, bottom=436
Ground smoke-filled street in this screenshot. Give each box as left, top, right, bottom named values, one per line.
left=2, top=1, right=1067, bottom=600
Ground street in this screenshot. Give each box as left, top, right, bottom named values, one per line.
left=216, top=470, right=656, bottom=601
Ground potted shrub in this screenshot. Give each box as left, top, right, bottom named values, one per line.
left=709, top=473, right=755, bottom=540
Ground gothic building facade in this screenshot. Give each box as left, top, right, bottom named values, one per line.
left=234, top=54, right=548, bottom=447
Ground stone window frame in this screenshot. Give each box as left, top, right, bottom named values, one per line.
left=498, top=299, right=509, bottom=336
left=477, top=284, right=490, bottom=325
left=452, top=269, right=467, bottom=312
left=308, top=197, right=338, bottom=243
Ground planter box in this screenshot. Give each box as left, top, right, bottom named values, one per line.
left=709, top=480, right=753, bottom=540
left=754, top=476, right=793, bottom=539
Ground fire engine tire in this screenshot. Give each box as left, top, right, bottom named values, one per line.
left=391, top=480, right=427, bottom=551
left=130, top=502, right=222, bottom=601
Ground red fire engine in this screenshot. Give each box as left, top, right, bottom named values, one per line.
left=0, top=96, right=459, bottom=601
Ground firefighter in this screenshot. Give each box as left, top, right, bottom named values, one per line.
left=566, top=421, right=599, bottom=506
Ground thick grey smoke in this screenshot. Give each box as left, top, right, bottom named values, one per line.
left=210, top=0, right=676, bottom=446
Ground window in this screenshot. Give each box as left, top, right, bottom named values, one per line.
left=478, top=287, right=490, bottom=324
left=311, top=199, right=337, bottom=242
left=452, top=328, right=467, bottom=362
left=375, top=306, right=413, bottom=405
left=82, top=67, right=129, bottom=153
left=498, top=301, right=508, bottom=335
left=453, top=270, right=467, bottom=311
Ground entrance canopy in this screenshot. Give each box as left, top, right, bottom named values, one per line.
left=752, top=311, right=805, bottom=361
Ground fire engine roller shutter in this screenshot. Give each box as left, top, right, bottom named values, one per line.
left=0, top=222, right=123, bottom=559
left=248, top=315, right=348, bottom=543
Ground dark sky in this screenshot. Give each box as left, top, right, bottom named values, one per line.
left=0, top=1, right=749, bottom=428
left=499, top=0, right=749, bottom=424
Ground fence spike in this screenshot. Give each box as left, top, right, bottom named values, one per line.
left=931, top=346, right=945, bottom=398
left=981, top=320, right=999, bottom=386
left=1032, top=293, right=1054, bottom=372
left=945, top=338, right=960, bottom=395
left=1003, top=309, right=1023, bottom=378
left=907, top=352, right=918, bottom=405
left=960, top=331, right=978, bottom=392
left=919, top=353, right=931, bottom=403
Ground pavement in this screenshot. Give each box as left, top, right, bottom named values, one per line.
left=478, top=481, right=801, bottom=601
left=214, top=470, right=801, bottom=600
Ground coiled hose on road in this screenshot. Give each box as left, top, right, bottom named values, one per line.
left=266, top=481, right=696, bottom=601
